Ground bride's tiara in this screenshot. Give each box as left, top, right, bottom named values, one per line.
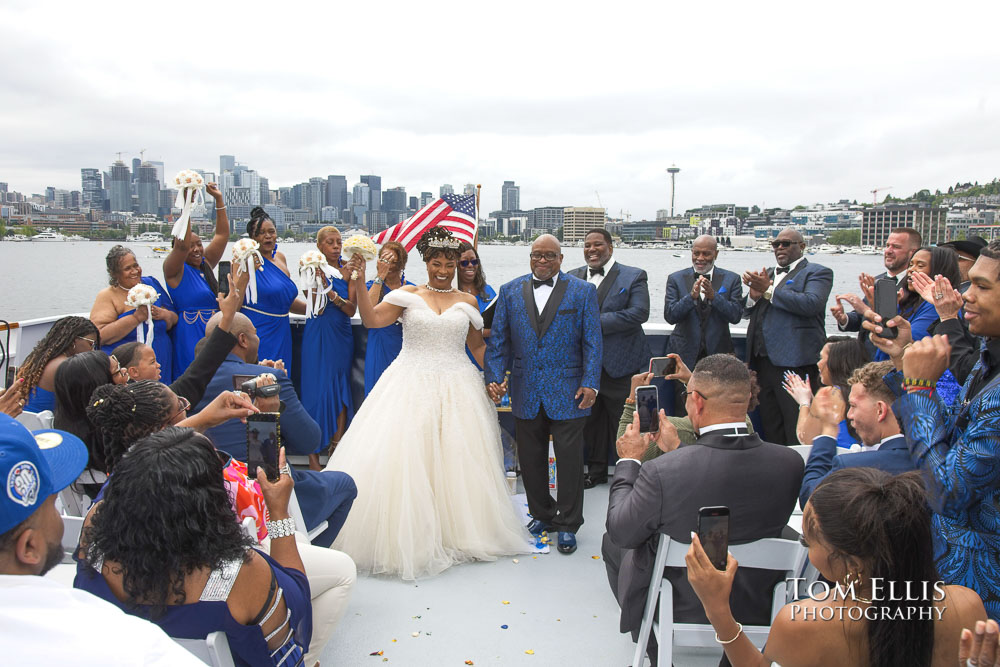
left=427, top=237, right=460, bottom=249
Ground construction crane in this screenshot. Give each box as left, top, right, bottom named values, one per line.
left=871, top=186, right=893, bottom=205
left=595, top=190, right=604, bottom=210
left=139, top=148, right=146, bottom=163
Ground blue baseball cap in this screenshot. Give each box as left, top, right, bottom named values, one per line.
left=0, top=414, right=88, bottom=535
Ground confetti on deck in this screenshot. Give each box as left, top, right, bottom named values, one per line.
left=501, top=625, right=508, bottom=629
left=502, top=600, right=510, bottom=605
left=411, top=632, right=420, bottom=637
left=412, top=615, right=422, bottom=619
left=369, top=650, right=383, bottom=656
left=591, top=555, right=600, bottom=559
left=512, top=559, right=519, bottom=563
left=525, top=649, right=535, bottom=655
left=465, top=661, right=474, bottom=665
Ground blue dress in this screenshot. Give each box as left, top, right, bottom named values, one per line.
left=243, top=258, right=298, bottom=366
left=465, top=284, right=496, bottom=369
left=167, top=262, right=219, bottom=380
left=100, top=277, right=176, bottom=384
left=23, top=386, right=55, bottom=413
left=301, top=277, right=355, bottom=451
left=873, top=300, right=938, bottom=362
left=364, top=278, right=415, bottom=395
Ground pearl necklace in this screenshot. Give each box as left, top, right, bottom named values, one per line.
left=424, top=283, right=455, bottom=293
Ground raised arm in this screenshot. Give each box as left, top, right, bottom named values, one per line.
left=352, top=260, right=405, bottom=329
left=202, top=183, right=230, bottom=268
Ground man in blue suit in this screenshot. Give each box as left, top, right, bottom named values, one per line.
left=743, top=228, right=834, bottom=445
left=664, top=235, right=743, bottom=415
left=798, top=360, right=912, bottom=508
left=193, top=312, right=356, bottom=548
left=486, top=234, right=603, bottom=555
left=568, top=228, right=651, bottom=488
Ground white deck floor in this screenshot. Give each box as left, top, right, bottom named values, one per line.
left=323, top=482, right=725, bottom=666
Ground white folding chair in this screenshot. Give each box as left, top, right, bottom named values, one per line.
left=175, top=631, right=236, bottom=667
left=14, top=410, right=46, bottom=431
left=61, top=515, right=84, bottom=564
left=58, top=468, right=107, bottom=518
left=789, top=445, right=811, bottom=463
left=288, top=487, right=328, bottom=543
left=632, top=534, right=807, bottom=667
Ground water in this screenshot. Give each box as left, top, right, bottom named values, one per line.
left=0, top=241, right=884, bottom=334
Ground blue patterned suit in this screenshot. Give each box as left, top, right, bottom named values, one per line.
left=892, top=355, right=1000, bottom=621
left=486, top=271, right=602, bottom=533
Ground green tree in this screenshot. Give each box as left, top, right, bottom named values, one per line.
left=826, top=229, right=861, bottom=246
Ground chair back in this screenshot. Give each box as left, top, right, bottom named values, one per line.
left=15, top=410, right=46, bottom=431
left=61, top=515, right=84, bottom=564
left=175, top=631, right=236, bottom=667
left=789, top=444, right=811, bottom=463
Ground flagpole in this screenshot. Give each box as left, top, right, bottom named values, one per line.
left=474, top=184, right=481, bottom=250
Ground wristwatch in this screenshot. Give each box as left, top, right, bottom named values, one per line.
left=762, top=286, right=774, bottom=301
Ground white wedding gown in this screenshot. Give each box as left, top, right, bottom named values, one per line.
left=324, top=290, right=531, bottom=580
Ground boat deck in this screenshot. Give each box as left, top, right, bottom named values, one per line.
left=324, top=482, right=724, bottom=666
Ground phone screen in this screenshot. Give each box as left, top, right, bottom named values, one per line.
left=4, top=365, right=16, bottom=389
left=635, top=386, right=659, bottom=434
left=698, top=506, right=730, bottom=571
left=218, top=260, right=232, bottom=297
left=247, top=414, right=280, bottom=481
left=873, top=278, right=898, bottom=339
left=649, top=357, right=676, bottom=377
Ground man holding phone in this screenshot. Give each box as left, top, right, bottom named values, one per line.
left=602, top=355, right=802, bottom=664
left=568, top=229, right=652, bottom=489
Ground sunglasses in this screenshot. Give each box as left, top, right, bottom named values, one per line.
left=459, top=259, right=480, bottom=268
left=770, top=240, right=797, bottom=249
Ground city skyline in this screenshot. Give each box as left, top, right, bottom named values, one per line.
left=2, top=1, right=999, bottom=218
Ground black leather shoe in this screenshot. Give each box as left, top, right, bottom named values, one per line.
left=584, top=474, right=608, bottom=489
left=557, top=532, right=577, bottom=554
left=526, top=519, right=553, bottom=537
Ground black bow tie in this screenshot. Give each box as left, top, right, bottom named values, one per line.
left=589, top=266, right=605, bottom=277
left=775, top=266, right=790, bottom=275
left=533, top=277, right=554, bottom=289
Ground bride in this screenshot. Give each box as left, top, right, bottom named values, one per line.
left=324, top=226, right=531, bottom=579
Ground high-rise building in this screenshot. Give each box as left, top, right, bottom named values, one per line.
left=563, top=207, right=606, bottom=244
left=131, top=158, right=142, bottom=182
left=149, top=161, right=165, bottom=186
left=420, top=191, right=434, bottom=208
left=108, top=160, right=132, bottom=212
left=353, top=183, right=371, bottom=215
left=220, top=155, right=235, bottom=174
left=258, top=177, right=270, bottom=206
left=439, top=184, right=454, bottom=197
left=532, top=206, right=565, bottom=233
left=862, top=204, right=947, bottom=247
left=309, top=177, right=326, bottom=220
left=409, top=196, right=419, bottom=211
left=383, top=186, right=407, bottom=213
left=242, top=170, right=262, bottom=206
left=326, top=175, right=348, bottom=212
left=501, top=181, right=520, bottom=212
left=45, top=186, right=56, bottom=202
left=463, top=183, right=476, bottom=196
left=136, top=162, right=161, bottom=216
left=360, top=175, right=382, bottom=211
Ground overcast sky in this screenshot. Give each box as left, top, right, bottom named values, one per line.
left=2, top=0, right=998, bottom=219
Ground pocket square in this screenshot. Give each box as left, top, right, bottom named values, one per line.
left=718, top=286, right=728, bottom=294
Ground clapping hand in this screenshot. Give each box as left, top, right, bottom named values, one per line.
left=811, top=386, right=846, bottom=433
left=959, top=620, right=1000, bottom=667
left=859, top=273, right=876, bottom=305
left=911, top=273, right=964, bottom=320
left=902, top=334, right=951, bottom=387
left=782, top=371, right=813, bottom=407
left=742, top=268, right=771, bottom=299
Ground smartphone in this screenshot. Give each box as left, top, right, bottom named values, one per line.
left=232, top=373, right=256, bottom=391
left=246, top=413, right=281, bottom=482
left=4, top=365, right=16, bottom=389
left=697, top=506, right=731, bottom=571
left=218, top=260, right=232, bottom=296
left=873, top=278, right=898, bottom=339
left=649, top=356, right=677, bottom=377
left=635, top=385, right=659, bottom=434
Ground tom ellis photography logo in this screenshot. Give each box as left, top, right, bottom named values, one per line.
left=787, top=578, right=948, bottom=621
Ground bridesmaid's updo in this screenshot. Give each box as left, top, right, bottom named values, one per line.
left=246, top=207, right=273, bottom=238
left=416, top=226, right=461, bottom=262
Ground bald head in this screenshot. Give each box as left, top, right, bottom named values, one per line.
left=691, top=235, right=718, bottom=273
left=532, top=234, right=561, bottom=252
left=530, top=234, right=562, bottom=279
left=206, top=312, right=255, bottom=339
left=774, top=227, right=806, bottom=266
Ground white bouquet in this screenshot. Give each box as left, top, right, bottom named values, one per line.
left=341, top=235, right=378, bottom=281
left=298, top=250, right=332, bottom=318
left=125, top=283, right=159, bottom=346
left=170, top=169, right=206, bottom=240
left=232, top=238, right=264, bottom=304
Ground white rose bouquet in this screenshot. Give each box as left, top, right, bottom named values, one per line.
left=232, top=238, right=264, bottom=304
left=341, top=235, right=378, bottom=281
left=298, top=250, right=332, bottom=318
left=170, top=169, right=206, bottom=240
left=125, top=283, right=159, bottom=346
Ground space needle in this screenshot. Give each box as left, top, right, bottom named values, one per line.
left=666, top=165, right=680, bottom=218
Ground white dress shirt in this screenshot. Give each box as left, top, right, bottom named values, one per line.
left=861, top=433, right=904, bottom=452
left=532, top=273, right=557, bottom=314
left=697, top=421, right=751, bottom=436
left=587, top=256, right=616, bottom=289
left=694, top=265, right=714, bottom=301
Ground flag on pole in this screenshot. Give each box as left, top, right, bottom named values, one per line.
left=371, top=193, right=477, bottom=251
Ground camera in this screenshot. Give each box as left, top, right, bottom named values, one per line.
left=239, top=377, right=280, bottom=399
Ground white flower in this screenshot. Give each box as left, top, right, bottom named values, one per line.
left=298, top=250, right=329, bottom=274
left=233, top=238, right=262, bottom=269
left=172, top=169, right=205, bottom=191
left=125, top=284, right=158, bottom=308
left=341, top=235, right=378, bottom=262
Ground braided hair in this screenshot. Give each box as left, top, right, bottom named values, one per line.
left=105, top=245, right=135, bottom=286
left=416, top=226, right=461, bottom=262
left=17, top=316, right=100, bottom=400
left=246, top=206, right=272, bottom=238
left=86, top=381, right=175, bottom=474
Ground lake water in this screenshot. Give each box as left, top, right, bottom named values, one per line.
left=0, top=241, right=883, bottom=334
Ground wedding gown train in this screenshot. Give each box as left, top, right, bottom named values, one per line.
left=323, top=289, right=531, bottom=580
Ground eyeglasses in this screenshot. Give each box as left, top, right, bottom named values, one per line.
left=682, top=388, right=708, bottom=401
left=770, top=240, right=796, bottom=249
left=530, top=252, right=559, bottom=262
left=459, top=259, right=480, bottom=268
left=166, top=395, right=191, bottom=425
left=77, top=336, right=96, bottom=350
left=109, top=355, right=129, bottom=381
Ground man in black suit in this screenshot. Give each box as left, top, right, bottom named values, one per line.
left=602, top=354, right=803, bottom=665
left=568, top=228, right=652, bottom=488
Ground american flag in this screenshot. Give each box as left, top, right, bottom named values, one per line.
left=371, top=193, right=477, bottom=251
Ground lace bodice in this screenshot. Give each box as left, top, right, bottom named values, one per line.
left=382, top=290, right=483, bottom=366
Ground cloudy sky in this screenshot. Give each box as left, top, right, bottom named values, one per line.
left=2, top=0, right=998, bottom=219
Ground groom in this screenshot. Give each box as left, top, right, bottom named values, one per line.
left=486, top=234, right=602, bottom=555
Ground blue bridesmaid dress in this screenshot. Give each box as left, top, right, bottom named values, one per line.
left=465, top=284, right=496, bottom=369
left=363, top=278, right=414, bottom=395
left=23, top=386, right=55, bottom=413
left=301, top=277, right=355, bottom=451
left=167, top=262, right=218, bottom=379
left=242, top=258, right=298, bottom=366
left=100, top=276, right=176, bottom=383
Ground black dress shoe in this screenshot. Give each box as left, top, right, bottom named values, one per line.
left=584, top=474, right=608, bottom=489
left=557, top=532, right=577, bottom=554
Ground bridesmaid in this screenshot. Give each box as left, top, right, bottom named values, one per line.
left=163, top=182, right=229, bottom=379
left=90, top=245, right=177, bottom=382
left=301, top=226, right=358, bottom=470
left=457, top=241, right=496, bottom=369
left=241, top=207, right=306, bottom=366
left=363, top=241, right=413, bottom=395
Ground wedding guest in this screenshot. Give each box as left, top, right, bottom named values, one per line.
left=163, top=183, right=228, bottom=379
left=110, top=341, right=161, bottom=381
left=568, top=228, right=652, bottom=488
left=74, top=428, right=313, bottom=665
left=909, top=269, right=980, bottom=384
left=240, top=207, right=306, bottom=367
left=302, top=226, right=358, bottom=468
left=458, top=241, right=496, bottom=369
left=743, top=228, right=833, bottom=445
left=15, top=316, right=99, bottom=413
left=364, top=241, right=414, bottom=395
left=91, top=245, right=177, bottom=383
left=686, top=468, right=986, bottom=667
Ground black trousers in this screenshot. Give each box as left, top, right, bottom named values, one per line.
left=515, top=407, right=586, bottom=533
left=583, top=370, right=632, bottom=479
left=752, top=355, right=819, bottom=446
